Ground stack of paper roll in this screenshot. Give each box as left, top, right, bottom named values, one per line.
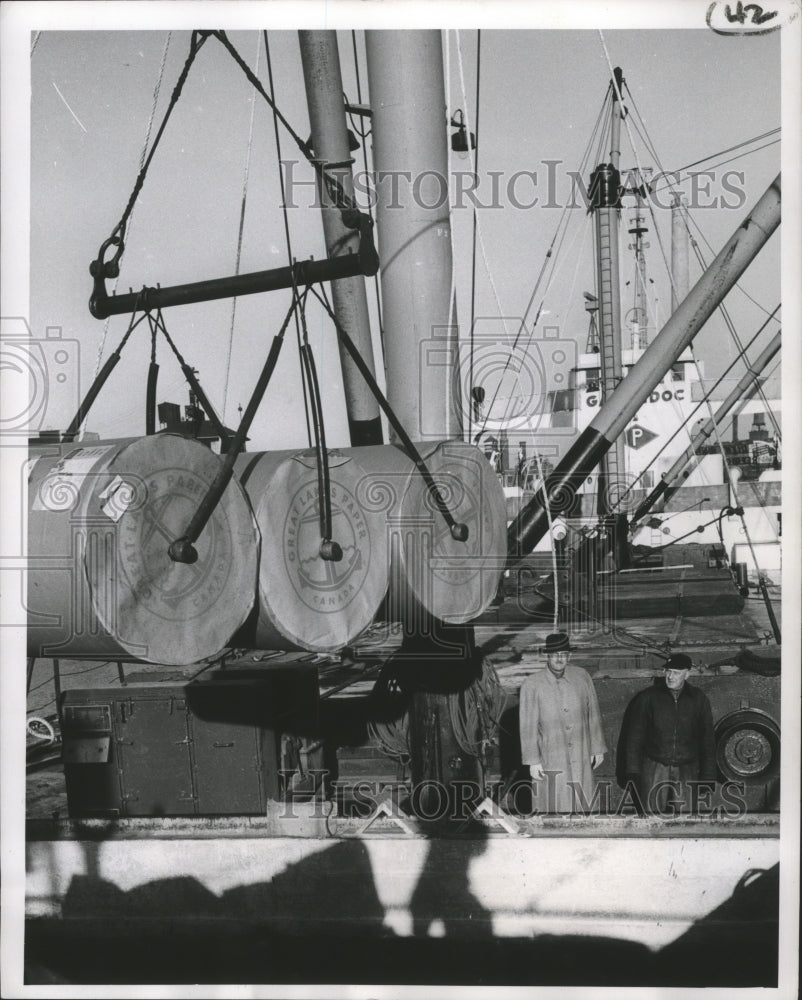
left=27, top=435, right=504, bottom=664
left=27, top=434, right=258, bottom=665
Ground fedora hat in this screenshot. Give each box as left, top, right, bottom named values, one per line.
left=543, top=632, right=572, bottom=654
left=664, top=652, right=692, bottom=671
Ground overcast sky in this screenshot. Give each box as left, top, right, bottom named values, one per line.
left=11, top=10, right=786, bottom=451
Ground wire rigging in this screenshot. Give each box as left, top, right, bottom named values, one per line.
left=621, top=77, right=778, bottom=319
left=680, top=203, right=782, bottom=441
left=91, top=31, right=173, bottom=392
left=222, top=32, right=262, bottom=426
left=263, top=30, right=313, bottom=449
left=609, top=306, right=781, bottom=512
left=350, top=30, right=385, bottom=350
left=599, top=33, right=781, bottom=627
left=614, top=65, right=781, bottom=440
left=468, top=29, right=482, bottom=443
left=471, top=80, right=611, bottom=447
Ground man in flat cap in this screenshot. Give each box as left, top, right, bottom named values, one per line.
left=624, top=653, right=717, bottom=814
left=519, top=632, right=606, bottom=813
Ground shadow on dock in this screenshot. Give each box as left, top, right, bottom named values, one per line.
left=24, top=832, right=779, bottom=988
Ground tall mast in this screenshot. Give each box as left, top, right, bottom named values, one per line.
left=365, top=30, right=462, bottom=443
left=589, top=67, right=626, bottom=514
left=299, top=30, right=383, bottom=446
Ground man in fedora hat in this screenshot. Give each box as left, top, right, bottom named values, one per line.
left=624, top=653, right=717, bottom=814
left=519, top=632, right=606, bottom=813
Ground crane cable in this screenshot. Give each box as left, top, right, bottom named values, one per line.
left=467, top=30, right=482, bottom=441
left=214, top=30, right=358, bottom=215
left=222, top=32, right=262, bottom=426
left=443, top=31, right=460, bottom=421
left=450, top=31, right=552, bottom=607
left=350, top=30, right=385, bottom=351
left=90, top=31, right=174, bottom=398
left=263, top=30, right=313, bottom=448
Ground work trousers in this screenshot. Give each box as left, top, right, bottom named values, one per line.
left=637, top=757, right=700, bottom=815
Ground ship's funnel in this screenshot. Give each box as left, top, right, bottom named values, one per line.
left=28, top=434, right=258, bottom=665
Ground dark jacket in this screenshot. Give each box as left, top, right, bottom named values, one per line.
left=624, top=679, right=717, bottom=781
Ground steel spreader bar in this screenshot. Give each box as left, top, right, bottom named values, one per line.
left=89, top=215, right=379, bottom=320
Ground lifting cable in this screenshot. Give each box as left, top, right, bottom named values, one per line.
left=350, top=30, right=385, bottom=349
left=313, top=284, right=469, bottom=543
left=62, top=294, right=147, bottom=441
left=443, top=34, right=460, bottom=422
left=222, top=32, right=262, bottom=426
left=462, top=70, right=613, bottom=624
left=93, top=31, right=207, bottom=287
left=149, top=309, right=231, bottom=446
left=296, top=291, right=342, bottom=561
left=468, top=29, right=482, bottom=438
left=146, top=319, right=159, bottom=436
left=92, top=31, right=173, bottom=388
left=214, top=30, right=357, bottom=215
left=264, top=29, right=313, bottom=449
left=168, top=296, right=297, bottom=564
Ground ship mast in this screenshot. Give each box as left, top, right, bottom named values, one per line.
left=589, top=67, right=626, bottom=516
left=299, top=31, right=383, bottom=446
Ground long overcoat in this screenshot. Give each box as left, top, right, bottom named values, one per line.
left=519, top=663, right=607, bottom=813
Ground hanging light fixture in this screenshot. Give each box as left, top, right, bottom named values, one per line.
left=450, top=109, right=476, bottom=156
